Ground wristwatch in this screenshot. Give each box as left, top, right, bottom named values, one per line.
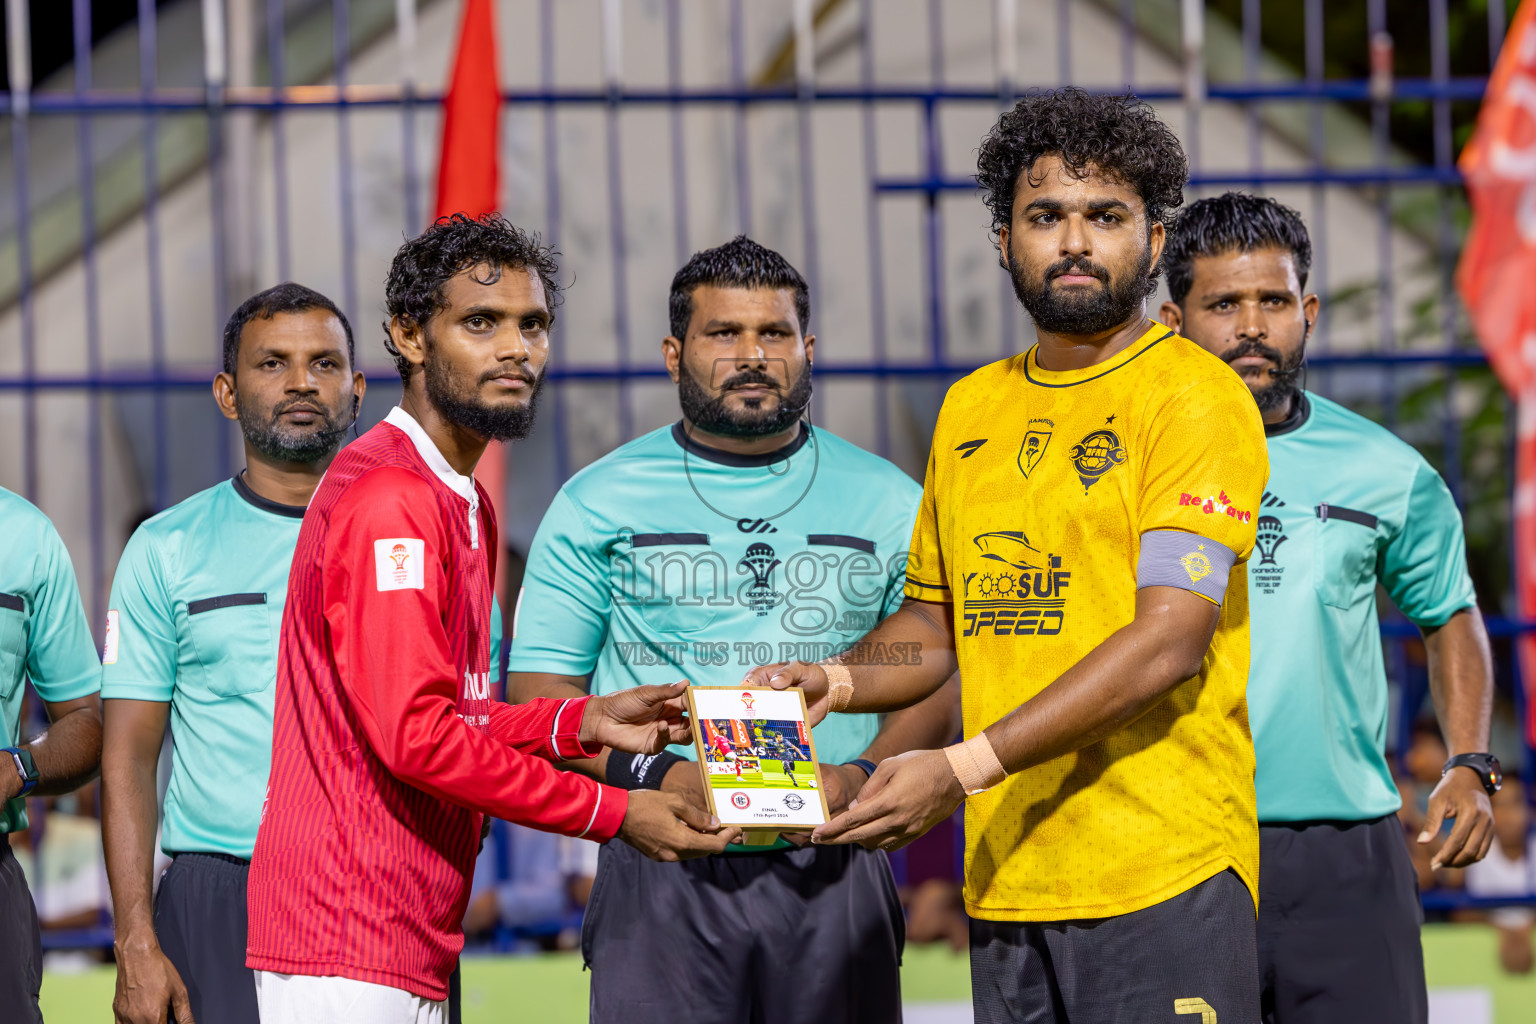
left=1442, top=753, right=1502, bottom=796
left=2, top=746, right=38, bottom=798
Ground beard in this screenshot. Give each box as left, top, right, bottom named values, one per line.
left=678, top=360, right=812, bottom=438
left=1223, top=336, right=1306, bottom=415
left=422, top=340, right=544, bottom=443
left=237, top=392, right=350, bottom=464
left=1010, top=242, right=1153, bottom=336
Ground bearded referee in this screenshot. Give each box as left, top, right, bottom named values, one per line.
left=0, top=490, right=103, bottom=1023
left=509, top=236, right=961, bottom=1023
left=751, top=89, right=1268, bottom=1021
left=245, top=215, right=736, bottom=1022
left=1160, top=192, right=1496, bottom=1024
left=101, top=284, right=363, bottom=1024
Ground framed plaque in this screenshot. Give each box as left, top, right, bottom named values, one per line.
left=685, top=686, right=829, bottom=833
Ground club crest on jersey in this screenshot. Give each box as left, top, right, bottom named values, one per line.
left=1181, top=545, right=1214, bottom=585
left=1067, top=428, right=1125, bottom=492
left=374, top=538, right=425, bottom=591
left=738, top=542, right=783, bottom=616
left=1017, top=418, right=1054, bottom=478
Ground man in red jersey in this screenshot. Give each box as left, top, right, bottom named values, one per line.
left=247, top=214, right=737, bottom=1023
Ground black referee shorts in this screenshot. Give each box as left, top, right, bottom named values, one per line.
left=583, top=838, right=904, bottom=1024
left=1258, top=815, right=1426, bottom=1024
left=970, top=868, right=1259, bottom=1024
left=0, top=841, right=42, bottom=1024
left=155, top=852, right=259, bottom=1024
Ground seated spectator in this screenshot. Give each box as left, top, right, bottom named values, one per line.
left=1462, top=778, right=1535, bottom=974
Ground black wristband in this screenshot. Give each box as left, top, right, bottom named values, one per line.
left=1443, top=752, right=1502, bottom=796
left=846, top=758, right=879, bottom=778
left=606, top=748, right=685, bottom=791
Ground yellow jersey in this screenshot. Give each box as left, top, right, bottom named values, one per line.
left=905, top=323, right=1268, bottom=922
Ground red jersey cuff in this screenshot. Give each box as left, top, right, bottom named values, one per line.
left=550, top=696, right=604, bottom=760
left=582, top=781, right=629, bottom=842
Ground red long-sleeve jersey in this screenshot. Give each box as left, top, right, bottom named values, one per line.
left=247, top=408, right=628, bottom=1000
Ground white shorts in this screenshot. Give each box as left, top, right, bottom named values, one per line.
left=253, top=971, right=446, bottom=1024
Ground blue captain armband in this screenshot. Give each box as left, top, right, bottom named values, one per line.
left=1136, top=530, right=1236, bottom=605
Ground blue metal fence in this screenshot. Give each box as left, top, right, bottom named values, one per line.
left=3, top=0, right=1531, bottom=948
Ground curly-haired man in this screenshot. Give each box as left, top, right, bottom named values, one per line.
left=749, top=88, right=1269, bottom=1021
left=244, top=215, right=737, bottom=1023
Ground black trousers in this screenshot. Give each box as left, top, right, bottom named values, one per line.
left=0, top=841, right=42, bottom=1024
left=970, top=868, right=1260, bottom=1024
left=1258, top=816, right=1427, bottom=1024
left=583, top=839, right=905, bottom=1024
left=155, top=852, right=260, bottom=1024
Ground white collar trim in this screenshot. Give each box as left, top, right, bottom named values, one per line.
left=384, top=406, right=478, bottom=504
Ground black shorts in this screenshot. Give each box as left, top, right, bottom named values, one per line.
left=1258, top=815, right=1426, bottom=1024
left=583, top=838, right=904, bottom=1024
left=0, top=842, right=42, bottom=1024
left=970, top=868, right=1259, bottom=1024
left=156, top=852, right=259, bottom=1024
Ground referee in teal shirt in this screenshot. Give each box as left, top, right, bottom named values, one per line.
left=101, top=284, right=365, bottom=1024
left=1162, top=193, right=1498, bottom=1024
left=510, top=237, right=960, bottom=1023
left=0, top=488, right=103, bottom=1024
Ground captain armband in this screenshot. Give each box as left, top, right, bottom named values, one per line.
left=1136, top=530, right=1237, bottom=605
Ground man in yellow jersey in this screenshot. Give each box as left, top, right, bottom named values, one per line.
left=748, top=87, right=1268, bottom=1022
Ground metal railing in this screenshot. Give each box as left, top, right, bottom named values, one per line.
left=3, top=0, right=1530, bottom=945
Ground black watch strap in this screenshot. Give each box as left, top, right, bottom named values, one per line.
left=1443, top=753, right=1502, bottom=796
left=846, top=758, right=879, bottom=778
left=3, top=746, right=37, bottom=797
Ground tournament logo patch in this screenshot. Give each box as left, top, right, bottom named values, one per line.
left=783, top=793, right=805, bottom=811
left=1251, top=512, right=1290, bottom=596
left=738, top=542, right=783, bottom=616
left=374, top=538, right=426, bottom=591
left=1180, top=545, right=1214, bottom=585
left=1255, top=515, right=1288, bottom=566
left=731, top=792, right=751, bottom=810
left=740, top=691, right=756, bottom=713
left=1016, top=418, right=1054, bottom=478
left=1067, top=428, right=1125, bottom=492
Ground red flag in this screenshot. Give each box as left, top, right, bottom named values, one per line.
left=436, top=0, right=508, bottom=601
left=1457, top=0, right=1536, bottom=741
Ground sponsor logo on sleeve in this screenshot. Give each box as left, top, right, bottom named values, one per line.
left=1178, top=490, right=1252, bottom=523
left=103, top=610, right=119, bottom=665
left=374, top=538, right=426, bottom=591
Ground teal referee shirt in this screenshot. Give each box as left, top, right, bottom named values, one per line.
left=101, top=475, right=306, bottom=859
left=1249, top=392, right=1476, bottom=824
left=509, top=421, right=920, bottom=773
left=0, top=487, right=101, bottom=833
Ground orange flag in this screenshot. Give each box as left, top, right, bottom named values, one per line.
left=436, top=0, right=508, bottom=603
left=1457, top=0, right=1536, bottom=740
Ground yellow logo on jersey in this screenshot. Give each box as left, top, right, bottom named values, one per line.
left=1180, top=545, right=1213, bottom=584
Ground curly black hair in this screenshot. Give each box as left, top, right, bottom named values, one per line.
left=669, top=235, right=810, bottom=341
left=976, top=87, right=1188, bottom=240
left=1163, top=192, right=1312, bottom=306
left=383, top=213, right=563, bottom=381
left=222, top=281, right=352, bottom=375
